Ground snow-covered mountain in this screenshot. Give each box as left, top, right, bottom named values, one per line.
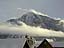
left=7, top=9, right=64, bottom=32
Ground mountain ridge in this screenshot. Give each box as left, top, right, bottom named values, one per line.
left=7, top=9, right=64, bottom=32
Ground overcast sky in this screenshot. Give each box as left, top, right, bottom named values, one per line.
left=0, top=0, right=64, bottom=21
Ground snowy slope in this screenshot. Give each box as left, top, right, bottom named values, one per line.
left=7, top=9, right=64, bottom=32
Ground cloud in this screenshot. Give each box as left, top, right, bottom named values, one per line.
left=0, top=22, right=64, bottom=37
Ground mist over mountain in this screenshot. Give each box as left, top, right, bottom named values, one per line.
left=7, top=9, right=64, bottom=32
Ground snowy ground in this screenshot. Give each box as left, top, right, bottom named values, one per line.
left=0, top=39, right=64, bottom=48
left=0, top=39, right=24, bottom=48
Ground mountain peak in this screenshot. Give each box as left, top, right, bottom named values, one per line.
left=16, top=8, right=48, bottom=17
left=29, top=9, right=48, bottom=16
left=7, top=9, right=64, bottom=32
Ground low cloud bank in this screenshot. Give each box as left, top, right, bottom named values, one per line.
left=0, top=22, right=64, bottom=37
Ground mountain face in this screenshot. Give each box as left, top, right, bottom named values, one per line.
left=7, top=9, right=64, bottom=32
